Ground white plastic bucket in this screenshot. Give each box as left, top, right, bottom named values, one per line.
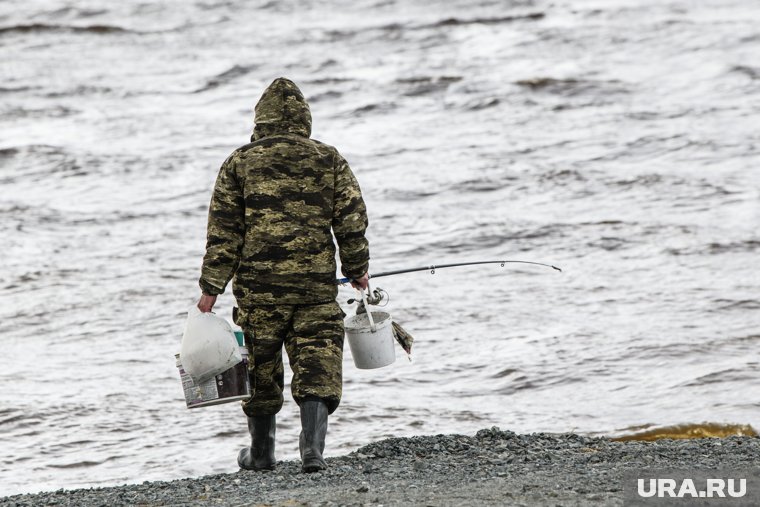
left=345, top=310, right=396, bottom=369
left=176, top=347, right=250, bottom=409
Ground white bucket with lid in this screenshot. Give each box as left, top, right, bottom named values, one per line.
left=344, top=290, right=395, bottom=369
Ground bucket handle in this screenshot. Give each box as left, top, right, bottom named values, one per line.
left=360, top=289, right=377, bottom=333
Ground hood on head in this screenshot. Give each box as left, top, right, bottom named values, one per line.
left=251, top=77, right=312, bottom=141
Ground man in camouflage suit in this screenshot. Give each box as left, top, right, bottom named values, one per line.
left=197, top=77, right=370, bottom=473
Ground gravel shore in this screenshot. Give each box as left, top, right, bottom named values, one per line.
left=3, top=428, right=759, bottom=506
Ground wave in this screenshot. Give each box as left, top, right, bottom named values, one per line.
left=422, top=12, right=545, bottom=28
left=48, top=457, right=122, bottom=469
left=319, top=12, right=544, bottom=41
left=194, top=64, right=260, bottom=93
left=515, top=77, right=628, bottom=96
left=396, top=76, right=462, bottom=85
left=381, top=188, right=441, bottom=201
left=680, top=367, right=755, bottom=387
left=537, top=169, right=587, bottom=185
left=667, top=239, right=760, bottom=256
left=494, top=372, right=585, bottom=396
left=2, top=105, right=79, bottom=120
left=349, top=101, right=397, bottom=115
left=457, top=176, right=517, bottom=193
left=408, top=224, right=566, bottom=256
left=0, top=411, right=43, bottom=428
left=0, top=147, right=20, bottom=160
left=306, top=77, right=353, bottom=85
left=713, top=299, right=760, bottom=311
left=45, top=85, right=113, bottom=98
left=466, top=97, right=501, bottom=110
left=396, top=75, right=462, bottom=96
left=309, top=90, right=343, bottom=103
left=0, top=23, right=131, bottom=35
left=0, top=85, right=38, bottom=93
left=37, top=6, right=109, bottom=19
left=730, top=65, right=760, bottom=80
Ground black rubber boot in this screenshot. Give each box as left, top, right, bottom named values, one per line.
left=299, top=398, right=328, bottom=473
left=237, top=415, right=276, bottom=470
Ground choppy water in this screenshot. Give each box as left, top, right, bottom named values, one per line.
left=1, top=0, right=759, bottom=497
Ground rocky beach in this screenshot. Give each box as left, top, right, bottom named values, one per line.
left=3, top=428, right=759, bottom=506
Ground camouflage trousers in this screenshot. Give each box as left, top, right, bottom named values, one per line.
left=235, top=301, right=345, bottom=416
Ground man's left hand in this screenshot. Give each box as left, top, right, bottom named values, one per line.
left=198, top=293, right=217, bottom=313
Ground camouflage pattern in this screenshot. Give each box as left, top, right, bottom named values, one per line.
left=198, top=77, right=368, bottom=415
left=236, top=302, right=346, bottom=415
left=199, top=77, right=370, bottom=305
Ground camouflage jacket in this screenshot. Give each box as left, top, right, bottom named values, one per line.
left=199, top=78, right=370, bottom=305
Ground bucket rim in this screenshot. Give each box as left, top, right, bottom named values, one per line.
left=344, top=311, right=391, bottom=330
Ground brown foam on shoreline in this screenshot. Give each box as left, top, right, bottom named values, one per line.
left=611, top=422, right=758, bottom=441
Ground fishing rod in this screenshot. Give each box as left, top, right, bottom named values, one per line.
left=337, top=260, right=562, bottom=285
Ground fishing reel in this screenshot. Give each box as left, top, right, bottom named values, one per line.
left=346, top=286, right=389, bottom=307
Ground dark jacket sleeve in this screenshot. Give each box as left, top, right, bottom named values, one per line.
left=199, top=156, right=245, bottom=295
left=332, top=152, right=370, bottom=280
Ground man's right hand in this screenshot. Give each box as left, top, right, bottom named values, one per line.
left=198, top=293, right=217, bottom=313
left=350, top=272, right=369, bottom=290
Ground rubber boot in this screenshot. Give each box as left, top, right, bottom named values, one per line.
left=299, top=398, right=328, bottom=473
left=237, top=415, right=276, bottom=470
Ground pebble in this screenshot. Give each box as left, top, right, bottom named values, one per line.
left=2, top=428, right=758, bottom=507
